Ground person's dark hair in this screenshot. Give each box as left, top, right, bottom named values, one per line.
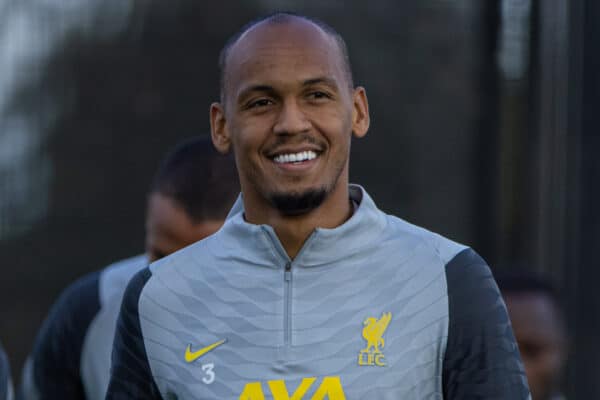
left=151, top=136, right=239, bottom=222
left=495, top=271, right=563, bottom=309
left=218, top=12, right=354, bottom=101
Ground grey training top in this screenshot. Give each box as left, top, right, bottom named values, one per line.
left=107, top=185, right=530, bottom=399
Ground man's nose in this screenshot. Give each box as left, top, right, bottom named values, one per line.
left=273, top=99, right=311, bottom=135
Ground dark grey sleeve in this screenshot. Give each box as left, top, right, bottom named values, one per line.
left=442, top=248, right=530, bottom=399
left=0, top=342, right=13, bottom=400
left=20, top=272, right=101, bottom=400
left=105, top=267, right=162, bottom=400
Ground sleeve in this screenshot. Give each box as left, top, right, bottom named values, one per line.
left=0, top=342, right=13, bottom=400
left=105, top=267, right=162, bottom=399
left=442, top=248, right=531, bottom=399
left=19, top=272, right=101, bottom=400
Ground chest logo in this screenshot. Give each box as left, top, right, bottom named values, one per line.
left=184, top=339, right=227, bottom=363
left=358, top=312, right=392, bottom=367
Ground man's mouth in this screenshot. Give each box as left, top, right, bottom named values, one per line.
left=272, top=150, right=318, bottom=164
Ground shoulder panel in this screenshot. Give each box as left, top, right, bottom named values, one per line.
left=105, top=267, right=162, bottom=399
left=443, top=248, right=530, bottom=399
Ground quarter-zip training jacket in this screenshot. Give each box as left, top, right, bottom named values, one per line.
left=106, top=185, right=530, bottom=399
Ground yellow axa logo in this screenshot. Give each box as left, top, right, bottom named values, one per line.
left=239, top=376, right=346, bottom=400
left=358, top=312, right=392, bottom=367
left=184, top=339, right=226, bottom=363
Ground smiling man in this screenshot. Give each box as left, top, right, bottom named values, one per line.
left=107, top=13, right=530, bottom=399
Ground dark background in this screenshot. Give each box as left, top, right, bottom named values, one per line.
left=0, top=0, right=597, bottom=397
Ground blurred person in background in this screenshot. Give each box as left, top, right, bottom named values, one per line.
left=0, top=342, right=14, bottom=400
left=496, top=272, right=568, bottom=400
left=18, top=137, right=239, bottom=400
left=107, top=13, right=529, bottom=399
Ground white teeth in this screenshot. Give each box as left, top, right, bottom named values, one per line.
left=274, top=150, right=317, bottom=164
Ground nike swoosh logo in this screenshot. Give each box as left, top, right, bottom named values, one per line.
left=184, top=339, right=227, bottom=363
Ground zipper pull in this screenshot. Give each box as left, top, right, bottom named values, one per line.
left=284, top=262, right=292, bottom=281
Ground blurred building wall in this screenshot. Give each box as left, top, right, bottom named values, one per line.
left=565, top=0, right=600, bottom=397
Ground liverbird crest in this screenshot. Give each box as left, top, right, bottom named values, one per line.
left=358, top=312, right=392, bottom=367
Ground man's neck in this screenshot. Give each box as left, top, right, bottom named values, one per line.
left=244, top=186, right=353, bottom=259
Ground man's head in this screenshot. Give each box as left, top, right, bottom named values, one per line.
left=217, top=13, right=355, bottom=103
left=210, top=13, right=369, bottom=218
left=145, top=136, right=239, bottom=261
left=496, top=272, right=568, bottom=400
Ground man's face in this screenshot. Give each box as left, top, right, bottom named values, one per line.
left=505, top=293, right=567, bottom=400
left=145, top=193, right=224, bottom=262
left=211, top=19, right=369, bottom=217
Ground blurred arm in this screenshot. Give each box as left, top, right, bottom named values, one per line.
left=0, top=342, right=13, bottom=400
left=19, top=272, right=101, bottom=400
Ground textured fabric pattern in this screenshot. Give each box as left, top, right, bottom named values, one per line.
left=106, top=268, right=162, bottom=399
left=443, top=250, right=531, bottom=399
left=107, top=185, right=530, bottom=399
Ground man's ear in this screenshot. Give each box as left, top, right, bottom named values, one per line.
left=351, top=86, right=370, bottom=138
left=210, top=102, right=231, bottom=154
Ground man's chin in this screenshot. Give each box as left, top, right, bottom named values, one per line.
left=269, top=188, right=327, bottom=216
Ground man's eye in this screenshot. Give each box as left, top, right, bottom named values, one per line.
left=248, top=99, right=273, bottom=108
left=518, top=341, right=544, bottom=359
left=308, top=91, right=330, bottom=100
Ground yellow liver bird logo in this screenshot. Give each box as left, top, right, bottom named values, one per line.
left=361, top=312, right=392, bottom=353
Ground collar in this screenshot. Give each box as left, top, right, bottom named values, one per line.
left=217, top=184, right=388, bottom=268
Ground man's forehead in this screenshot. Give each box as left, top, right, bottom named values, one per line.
left=505, top=292, right=563, bottom=329
left=226, top=19, right=342, bottom=77
left=237, top=17, right=331, bottom=45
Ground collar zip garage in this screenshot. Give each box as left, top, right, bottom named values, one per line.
left=279, top=231, right=320, bottom=349
left=284, top=261, right=292, bottom=347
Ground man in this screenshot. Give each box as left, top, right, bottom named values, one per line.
left=107, top=13, right=530, bottom=399
left=497, top=273, right=568, bottom=400
left=19, top=137, right=239, bottom=400
left=0, top=342, right=14, bottom=400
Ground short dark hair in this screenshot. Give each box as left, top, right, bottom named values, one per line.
left=495, top=271, right=562, bottom=307
left=218, top=12, right=354, bottom=102
left=151, top=136, right=239, bottom=222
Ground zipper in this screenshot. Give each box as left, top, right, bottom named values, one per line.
left=284, top=261, right=292, bottom=347
left=261, top=227, right=319, bottom=350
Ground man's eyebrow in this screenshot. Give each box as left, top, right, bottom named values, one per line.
left=237, top=84, right=275, bottom=100
left=302, top=77, right=338, bottom=88
left=236, top=78, right=339, bottom=101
